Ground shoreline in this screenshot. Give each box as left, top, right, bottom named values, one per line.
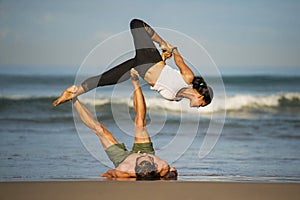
left=0, top=181, right=299, bottom=200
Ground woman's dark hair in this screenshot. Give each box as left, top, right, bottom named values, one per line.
left=192, top=76, right=213, bottom=105
left=135, top=156, right=160, bottom=180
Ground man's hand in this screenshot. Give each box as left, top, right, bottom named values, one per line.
left=160, top=166, right=178, bottom=180
left=100, top=169, right=135, bottom=179
left=170, top=167, right=178, bottom=177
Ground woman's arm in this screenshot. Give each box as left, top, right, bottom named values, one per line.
left=172, top=48, right=194, bottom=84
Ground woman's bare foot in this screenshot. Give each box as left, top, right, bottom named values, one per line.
left=52, top=85, right=78, bottom=107
left=159, top=41, right=173, bottom=53
left=160, top=41, right=177, bottom=61
left=165, top=42, right=177, bottom=53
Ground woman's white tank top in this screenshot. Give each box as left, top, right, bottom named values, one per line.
left=150, top=65, right=191, bottom=101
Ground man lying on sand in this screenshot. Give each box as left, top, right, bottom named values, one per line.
left=70, top=68, right=177, bottom=180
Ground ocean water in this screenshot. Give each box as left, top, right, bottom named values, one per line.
left=0, top=67, right=300, bottom=182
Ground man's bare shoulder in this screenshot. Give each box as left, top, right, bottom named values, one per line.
left=121, top=153, right=166, bottom=163
left=117, top=153, right=168, bottom=171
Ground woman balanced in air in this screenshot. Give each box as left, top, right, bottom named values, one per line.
left=52, top=19, right=213, bottom=108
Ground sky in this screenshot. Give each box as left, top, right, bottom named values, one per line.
left=0, top=0, right=300, bottom=75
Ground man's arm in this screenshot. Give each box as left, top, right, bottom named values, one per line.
left=157, top=164, right=178, bottom=180
left=100, top=169, right=135, bottom=178
left=160, top=167, right=178, bottom=180
left=153, top=156, right=178, bottom=180
left=152, top=156, right=176, bottom=178
left=158, top=163, right=170, bottom=177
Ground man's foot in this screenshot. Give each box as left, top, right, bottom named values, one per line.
left=161, top=50, right=172, bottom=61
left=160, top=41, right=177, bottom=61
left=52, top=85, right=78, bottom=107
left=130, top=68, right=139, bottom=80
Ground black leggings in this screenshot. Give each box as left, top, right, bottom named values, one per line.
left=81, top=19, right=163, bottom=92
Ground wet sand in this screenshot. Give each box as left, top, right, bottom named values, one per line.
left=0, top=181, right=299, bottom=200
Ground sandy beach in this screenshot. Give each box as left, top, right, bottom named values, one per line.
left=0, top=181, right=299, bottom=200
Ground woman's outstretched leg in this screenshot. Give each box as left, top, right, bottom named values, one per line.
left=52, top=85, right=84, bottom=107
left=53, top=19, right=167, bottom=107
left=52, top=58, right=136, bottom=107
left=81, top=58, right=136, bottom=92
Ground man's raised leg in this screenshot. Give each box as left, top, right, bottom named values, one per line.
left=130, top=69, right=151, bottom=144
left=73, top=95, right=118, bottom=149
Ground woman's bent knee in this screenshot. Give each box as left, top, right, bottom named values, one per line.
left=130, top=18, right=143, bottom=29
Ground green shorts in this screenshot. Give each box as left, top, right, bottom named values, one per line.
left=105, top=142, right=155, bottom=167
